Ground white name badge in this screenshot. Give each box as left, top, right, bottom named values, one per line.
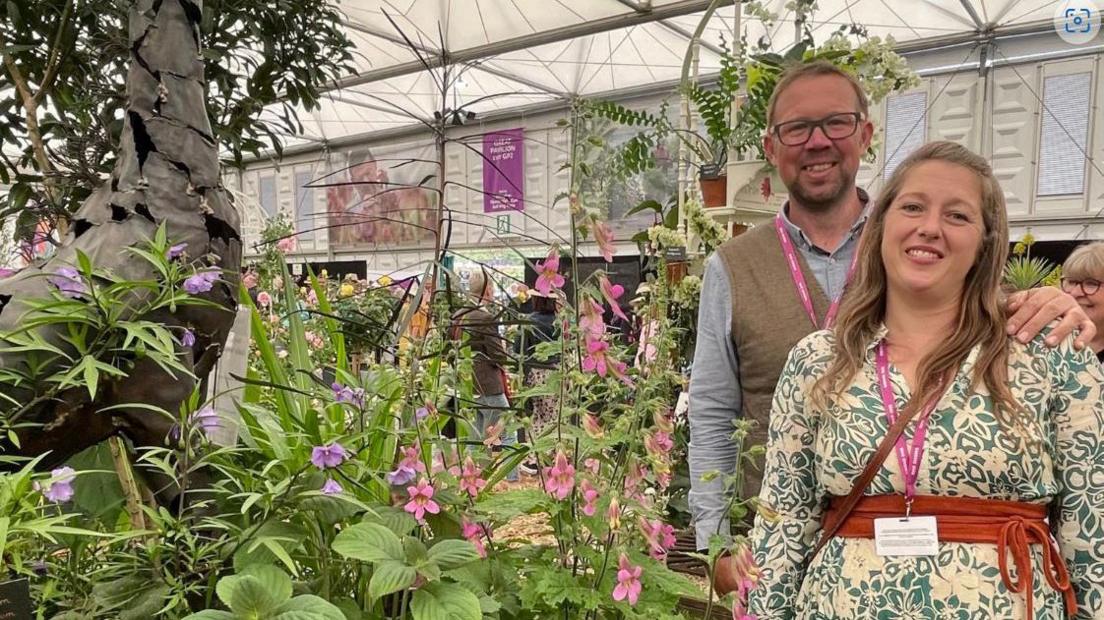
left=873, top=516, right=939, bottom=556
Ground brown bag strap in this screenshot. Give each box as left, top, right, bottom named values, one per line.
left=808, top=403, right=923, bottom=561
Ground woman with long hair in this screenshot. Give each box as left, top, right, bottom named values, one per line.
left=748, top=141, right=1104, bottom=619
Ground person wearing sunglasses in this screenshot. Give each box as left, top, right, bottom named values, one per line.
left=1062, top=241, right=1104, bottom=364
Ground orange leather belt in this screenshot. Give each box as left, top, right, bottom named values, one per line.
left=822, top=494, right=1077, bottom=620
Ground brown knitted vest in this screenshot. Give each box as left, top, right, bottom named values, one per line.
left=716, top=223, right=829, bottom=504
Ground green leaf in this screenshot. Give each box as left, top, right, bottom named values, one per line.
left=362, top=505, right=418, bottom=536
left=82, top=357, right=99, bottom=400
left=410, top=582, right=483, bottom=620
left=473, top=488, right=553, bottom=522
left=368, top=560, right=417, bottom=600
left=229, top=575, right=282, bottom=616
left=243, top=564, right=293, bottom=606
left=271, top=595, right=347, bottom=620
left=426, top=539, right=480, bottom=569
left=181, top=612, right=236, bottom=620
left=332, top=522, right=404, bottom=564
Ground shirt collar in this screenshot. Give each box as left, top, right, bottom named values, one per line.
left=780, top=187, right=870, bottom=253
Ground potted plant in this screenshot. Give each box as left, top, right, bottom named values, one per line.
left=589, top=2, right=920, bottom=209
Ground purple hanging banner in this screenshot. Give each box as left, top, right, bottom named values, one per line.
left=483, top=128, right=525, bottom=213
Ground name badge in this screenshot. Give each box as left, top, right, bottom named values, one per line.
left=874, top=516, right=939, bottom=556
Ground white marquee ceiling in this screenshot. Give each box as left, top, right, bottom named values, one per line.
left=268, top=0, right=1072, bottom=146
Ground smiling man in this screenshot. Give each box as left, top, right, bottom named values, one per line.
left=687, top=60, right=1097, bottom=593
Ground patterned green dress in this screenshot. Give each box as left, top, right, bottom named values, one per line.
left=748, top=327, right=1104, bottom=619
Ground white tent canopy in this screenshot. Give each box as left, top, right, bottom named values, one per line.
left=268, top=0, right=1069, bottom=146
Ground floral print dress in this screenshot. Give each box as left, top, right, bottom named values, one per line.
left=748, top=327, right=1104, bottom=620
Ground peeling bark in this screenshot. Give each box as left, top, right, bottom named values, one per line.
left=0, top=0, right=241, bottom=507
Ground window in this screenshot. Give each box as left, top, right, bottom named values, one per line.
left=258, top=175, right=277, bottom=217
left=295, top=171, right=315, bottom=242
left=883, top=91, right=927, bottom=178
left=1037, top=72, right=1091, bottom=197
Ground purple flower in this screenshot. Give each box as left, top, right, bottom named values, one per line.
left=321, top=478, right=343, bottom=495
left=48, top=267, right=87, bottom=298
left=35, top=466, right=76, bottom=503
left=190, top=405, right=220, bottom=436
left=181, top=329, right=195, bottom=347
left=0, top=267, right=17, bottom=279
left=166, top=243, right=188, bottom=260
left=183, top=270, right=220, bottom=294
left=415, top=407, right=429, bottom=421
left=386, top=464, right=418, bottom=486
left=331, top=382, right=365, bottom=408
left=311, top=443, right=347, bottom=469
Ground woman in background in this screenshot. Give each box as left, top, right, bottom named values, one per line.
left=1061, top=241, right=1104, bottom=365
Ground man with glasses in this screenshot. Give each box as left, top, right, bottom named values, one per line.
left=688, top=60, right=1097, bottom=593
left=1061, top=241, right=1104, bottom=363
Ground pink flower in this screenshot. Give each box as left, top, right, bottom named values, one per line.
left=607, top=496, right=621, bottom=530
left=582, top=413, right=604, bottom=439
left=644, top=430, right=674, bottom=458
left=612, top=554, right=642, bottom=606
left=461, top=519, right=489, bottom=558
left=730, top=540, right=762, bottom=599
left=305, top=330, right=324, bottom=349
left=593, top=220, right=615, bottom=263
left=581, top=339, right=628, bottom=383
left=387, top=445, right=425, bottom=486
left=584, top=458, right=601, bottom=475
left=580, top=479, right=599, bottom=516
left=242, top=271, right=259, bottom=289
left=403, top=478, right=440, bottom=522
left=257, top=291, right=272, bottom=307
left=306, top=289, right=319, bottom=306
left=543, top=450, right=576, bottom=500
left=598, top=274, right=628, bottom=322
left=579, top=298, right=606, bottom=340
left=276, top=236, right=296, bottom=253
left=534, top=248, right=565, bottom=296
left=639, top=518, right=677, bottom=561
left=458, top=456, right=487, bottom=498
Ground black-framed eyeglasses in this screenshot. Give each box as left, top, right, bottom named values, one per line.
left=1061, top=277, right=1102, bottom=295
left=771, top=112, right=863, bottom=146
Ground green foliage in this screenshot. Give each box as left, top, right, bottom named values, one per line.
left=0, top=0, right=355, bottom=237
left=183, top=565, right=346, bottom=620
left=1004, top=255, right=1058, bottom=291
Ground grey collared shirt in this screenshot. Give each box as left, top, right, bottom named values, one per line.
left=688, top=203, right=866, bottom=550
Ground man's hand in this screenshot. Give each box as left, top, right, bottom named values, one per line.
left=712, top=554, right=740, bottom=596
left=1006, top=286, right=1096, bottom=349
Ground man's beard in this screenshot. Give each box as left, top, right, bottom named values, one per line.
left=788, top=171, right=854, bottom=212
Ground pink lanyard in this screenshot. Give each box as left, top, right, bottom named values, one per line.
left=875, top=340, right=944, bottom=515
left=774, top=214, right=859, bottom=329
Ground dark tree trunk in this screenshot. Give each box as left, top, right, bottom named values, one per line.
left=0, top=0, right=240, bottom=505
